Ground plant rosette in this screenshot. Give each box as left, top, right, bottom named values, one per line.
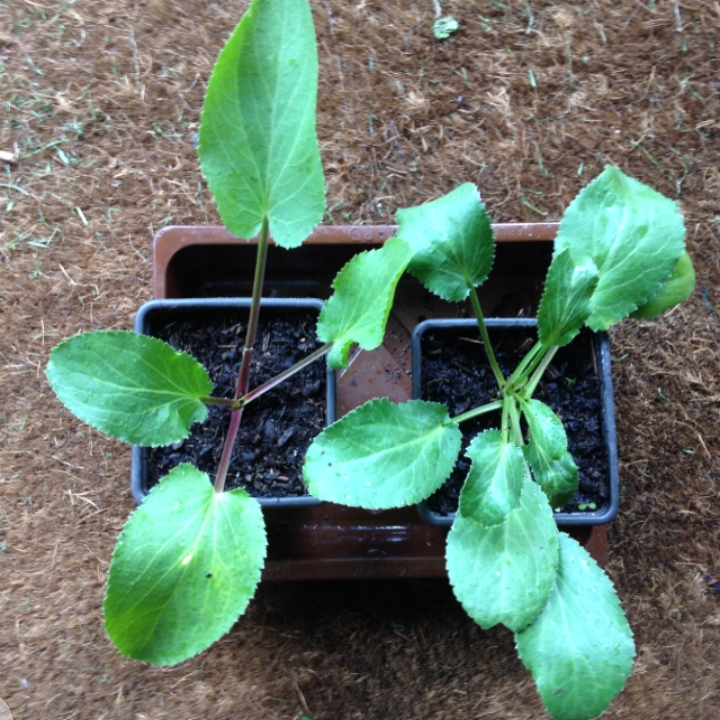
left=46, top=0, right=696, bottom=717
left=413, top=318, right=618, bottom=527
left=305, top=175, right=695, bottom=719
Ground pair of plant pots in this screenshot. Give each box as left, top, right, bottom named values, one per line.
left=131, top=224, right=619, bottom=579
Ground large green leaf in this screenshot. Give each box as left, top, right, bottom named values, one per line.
left=521, top=400, right=579, bottom=509
left=304, top=398, right=462, bottom=509
left=317, top=237, right=412, bottom=369
left=630, top=251, right=696, bottom=319
left=105, top=464, right=267, bottom=666
left=555, top=166, right=686, bottom=330
left=46, top=331, right=213, bottom=447
left=199, top=0, right=325, bottom=248
left=538, top=249, right=599, bottom=348
left=447, top=478, right=560, bottom=632
left=458, top=430, right=526, bottom=526
left=397, top=183, right=495, bottom=301
left=516, top=533, right=635, bottom=720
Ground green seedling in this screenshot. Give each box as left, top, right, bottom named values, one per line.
left=46, top=0, right=696, bottom=718
left=433, top=16, right=460, bottom=40
left=305, top=170, right=695, bottom=719
left=47, top=0, right=408, bottom=667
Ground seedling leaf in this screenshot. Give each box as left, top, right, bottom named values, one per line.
left=199, top=0, right=325, bottom=248
left=516, top=533, right=635, bottom=720
left=398, top=183, right=495, bottom=302
left=304, top=398, right=462, bottom=509
left=538, top=249, right=598, bottom=348
left=447, top=478, right=559, bottom=632
left=433, top=17, right=460, bottom=40
left=104, top=464, right=267, bottom=665
left=46, top=331, right=213, bottom=447
left=555, top=166, right=686, bottom=330
left=630, top=251, right=696, bottom=319
left=317, top=237, right=412, bottom=369
left=459, top=430, right=526, bottom=526
left=521, top=400, right=579, bottom=509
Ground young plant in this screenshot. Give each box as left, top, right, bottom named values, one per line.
left=304, top=169, right=696, bottom=720
left=45, top=0, right=696, bottom=717
left=46, top=0, right=409, bottom=666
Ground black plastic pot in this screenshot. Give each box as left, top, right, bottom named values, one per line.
left=131, top=297, right=336, bottom=507
left=412, top=318, right=619, bottom=527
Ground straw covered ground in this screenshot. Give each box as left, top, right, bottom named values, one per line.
left=1, top=0, right=718, bottom=717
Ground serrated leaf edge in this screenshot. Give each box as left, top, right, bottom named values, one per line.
left=46, top=331, right=213, bottom=447
left=105, top=465, right=267, bottom=665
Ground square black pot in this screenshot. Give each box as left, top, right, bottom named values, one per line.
left=131, top=298, right=336, bottom=508
left=412, top=318, right=619, bottom=527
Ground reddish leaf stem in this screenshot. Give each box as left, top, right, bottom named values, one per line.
left=239, top=342, right=332, bottom=407
left=214, top=218, right=270, bottom=493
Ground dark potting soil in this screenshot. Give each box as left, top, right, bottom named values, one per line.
left=145, top=306, right=327, bottom=498
left=419, top=325, right=610, bottom=517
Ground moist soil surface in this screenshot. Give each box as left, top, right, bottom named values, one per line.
left=143, top=306, right=327, bottom=499
left=2, top=1, right=719, bottom=718
left=420, top=325, right=610, bottom=517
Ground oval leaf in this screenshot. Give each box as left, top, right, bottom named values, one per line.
left=398, top=183, right=495, bottom=302
left=317, top=237, right=413, bottom=369
left=516, top=533, right=635, bottom=720
left=555, top=166, right=686, bottom=331
left=630, top=251, right=696, bottom=319
left=459, top=430, right=526, bottom=526
left=521, top=400, right=579, bottom=509
left=105, top=464, right=267, bottom=665
left=46, top=331, right=213, bottom=446
left=199, top=0, right=325, bottom=248
left=447, top=478, right=560, bottom=632
left=538, top=248, right=599, bottom=348
left=304, top=398, right=462, bottom=509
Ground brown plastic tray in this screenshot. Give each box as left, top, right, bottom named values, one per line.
left=152, top=224, right=610, bottom=576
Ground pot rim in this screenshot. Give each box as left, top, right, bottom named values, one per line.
left=153, top=223, right=560, bottom=299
